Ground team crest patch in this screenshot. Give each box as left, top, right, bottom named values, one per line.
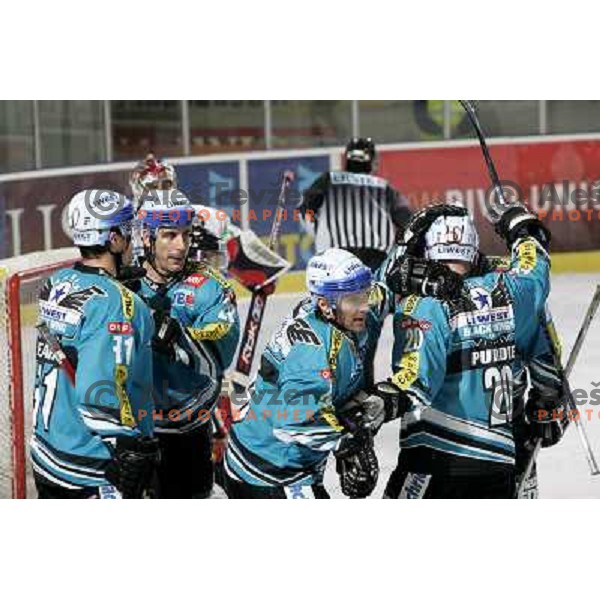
left=40, top=283, right=107, bottom=327
left=469, top=287, right=492, bottom=310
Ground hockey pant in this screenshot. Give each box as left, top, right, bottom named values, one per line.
left=223, top=471, right=330, bottom=499
left=153, top=422, right=214, bottom=499
left=384, top=447, right=516, bottom=499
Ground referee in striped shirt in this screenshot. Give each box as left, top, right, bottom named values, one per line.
left=300, top=137, right=411, bottom=271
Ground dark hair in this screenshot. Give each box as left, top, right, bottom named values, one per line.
left=77, top=227, right=124, bottom=258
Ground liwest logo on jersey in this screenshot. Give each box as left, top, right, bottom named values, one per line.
left=402, top=295, right=421, bottom=316
left=391, top=351, right=420, bottom=390
left=115, top=364, right=136, bottom=427
left=328, top=328, right=343, bottom=377
left=451, top=286, right=514, bottom=337
left=39, top=301, right=82, bottom=327
left=119, top=286, right=135, bottom=320
left=188, top=322, right=231, bottom=341
left=517, top=240, right=538, bottom=273
left=40, top=282, right=107, bottom=328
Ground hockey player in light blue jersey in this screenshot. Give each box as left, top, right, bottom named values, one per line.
left=223, top=248, right=408, bottom=499
left=31, top=190, right=158, bottom=499
left=472, top=255, right=567, bottom=498
left=136, top=190, right=240, bottom=498
left=383, top=203, right=558, bottom=498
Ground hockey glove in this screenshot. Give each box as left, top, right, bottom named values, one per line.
left=105, top=436, right=160, bottom=498
left=373, top=380, right=412, bottom=422
left=343, top=382, right=411, bottom=434
left=402, top=203, right=468, bottom=256
left=386, top=255, right=464, bottom=300
left=191, top=222, right=221, bottom=252
left=525, top=387, right=566, bottom=448
left=335, top=431, right=379, bottom=499
left=494, top=204, right=551, bottom=250
left=152, top=311, right=183, bottom=358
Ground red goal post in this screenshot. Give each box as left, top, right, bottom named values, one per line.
left=0, top=248, right=78, bottom=498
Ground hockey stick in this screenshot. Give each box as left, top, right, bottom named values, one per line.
left=459, top=100, right=513, bottom=222
left=231, top=170, right=295, bottom=392
left=212, top=171, right=295, bottom=473
left=516, top=285, right=600, bottom=495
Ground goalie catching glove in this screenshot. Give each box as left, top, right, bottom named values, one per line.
left=105, top=436, right=160, bottom=498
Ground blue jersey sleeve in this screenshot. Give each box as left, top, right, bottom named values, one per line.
left=75, top=283, right=154, bottom=439
left=503, top=237, right=551, bottom=349
left=174, top=270, right=241, bottom=374
left=391, top=296, right=451, bottom=407
left=526, top=306, right=564, bottom=395
left=268, top=359, right=342, bottom=468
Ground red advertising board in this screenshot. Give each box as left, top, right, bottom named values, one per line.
left=379, top=139, right=600, bottom=254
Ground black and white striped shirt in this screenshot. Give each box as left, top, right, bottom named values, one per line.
left=300, top=170, right=411, bottom=254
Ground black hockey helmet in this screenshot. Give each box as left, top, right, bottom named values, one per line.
left=345, top=137, right=376, bottom=173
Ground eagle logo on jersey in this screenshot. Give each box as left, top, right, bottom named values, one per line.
left=40, top=282, right=108, bottom=329
left=286, top=319, right=321, bottom=347
left=58, top=285, right=107, bottom=311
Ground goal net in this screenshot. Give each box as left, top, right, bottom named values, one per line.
left=0, top=248, right=79, bottom=498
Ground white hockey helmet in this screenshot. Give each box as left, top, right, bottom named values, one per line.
left=424, top=212, right=479, bottom=264
left=129, top=153, right=178, bottom=202
left=192, top=204, right=237, bottom=242
left=67, top=189, right=134, bottom=247
left=189, top=204, right=237, bottom=269
left=306, top=249, right=373, bottom=306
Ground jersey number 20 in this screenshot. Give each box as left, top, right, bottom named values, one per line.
left=484, top=365, right=513, bottom=427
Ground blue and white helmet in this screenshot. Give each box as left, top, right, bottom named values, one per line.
left=67, top=189, right=134, bottom=247
left=306, top=249, right=373, bottom=306
left=424, top=213, right=479, bottom=264
left=137, top=189, right=195, bottom=232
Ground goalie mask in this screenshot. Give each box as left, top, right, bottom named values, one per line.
left=129, top=152, right=178, bottom=206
